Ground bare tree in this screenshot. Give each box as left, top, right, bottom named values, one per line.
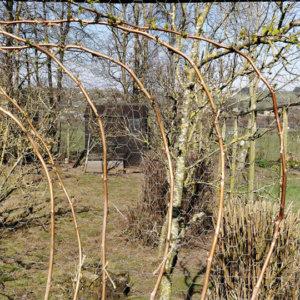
left=0, top=1, right=300, bottom=300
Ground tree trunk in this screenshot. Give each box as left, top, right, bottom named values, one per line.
left=158, top=4, right=212, bottom=299
left=248, top=77, right=258, bottom=203
left=230, top=117, right=238, bottom=199
left=4, top=0, right=14, bottom=96
left=219, top=120, right=226, bottom=175
left=0, top=120, right=9, bottom=167
left=13, top=2, right=22, bottom=91
left=159, top=88, right=192, bottom=300
left=57, top=3, right=71, bottom=105
left=43, top=2, right=54, bottom=107
left=280, top=107, right=288, bottom=197
left=133, top=4, right=140, bottom=102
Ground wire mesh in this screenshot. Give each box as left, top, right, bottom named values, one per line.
left=0, top=1, right=300, bottom=299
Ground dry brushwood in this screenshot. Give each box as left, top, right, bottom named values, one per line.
left=0, top=29, right=110, bottom=299
left=210, top=200, right=300, bottom=300
left=66, top=266, right=130, bottom=300
left=127, top=150, right=213, bottom=247
left=38, top=9, right=287, bottom=297
left=0, top=106, right=55, bottom=300
left=0, top=6, right=291, bottom=300
left=0, top=19, right=225, bottom=299
left=0, top=87, right=83, bottom=299
left=0, top=39, right=174, bottom=300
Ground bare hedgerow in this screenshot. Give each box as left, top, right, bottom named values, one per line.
left=126, top=150, right=213, bottom=247
left=210, top=200, right=300, bottom=300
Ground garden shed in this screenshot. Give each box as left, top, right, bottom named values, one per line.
left=84, top=103, right=149, bottom=170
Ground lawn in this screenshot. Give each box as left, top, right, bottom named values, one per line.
left=0, top=167, right=207, bottom=299
left=1, top=137, right=300, bottom=299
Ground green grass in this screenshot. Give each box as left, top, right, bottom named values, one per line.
left=255, top=130, right=300, bottom=161
left=1, top=151, right=300, bottom=299
left=223, top=127, right=300, bottom=162
left=229, top=165, right=300, bottom=212
left=259, top=173, right=300, bottom=212
left=56, top=115, right=300, bottom=166
left=37, top=272, right=47, bottom=285
left=54, top=122, right=86, bottom=155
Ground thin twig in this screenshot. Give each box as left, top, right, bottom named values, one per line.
left=102, top=261, right=116, bottom=289
left=0, top=107, right=55, bottom=300
left=28, top=18, right=222, bottom=300
left=0, top=29, right=109, bottom=300
left=0, top=87, right=83, bottom=300
left=112, top=204, right=127, bottom=220
left=1, top=14, right=287, bottom=299
left=0, top=31, right=173, bottom=299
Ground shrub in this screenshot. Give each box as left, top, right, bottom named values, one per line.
left=210, top=200, right=300, bottom=300
left=126, top=150, right=169, bottom=246
left=126, top=150, right=213, bottom=246
left=288, top=161, right=299, bottom=169
left=258, top=159, right=269, bottom=168
left=271, top=164, right=280, bottom=172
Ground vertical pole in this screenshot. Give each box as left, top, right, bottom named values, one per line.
left=66, top=109, right=70, bottom=164
left=218, top=118, right=226, bottom=175
left=280, top=107, right=288, bottom=196
left=230, top=117, right=238, bottom=200
left=222, top=118, right=226, bottom=141
left=84, top=133, right=91, bottom=173
left=248, top=78, right=257, bottom=203
left=283, top=107, right=288, bottom=157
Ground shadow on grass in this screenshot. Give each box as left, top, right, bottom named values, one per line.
left=179, top=262, right=206, bottom=300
